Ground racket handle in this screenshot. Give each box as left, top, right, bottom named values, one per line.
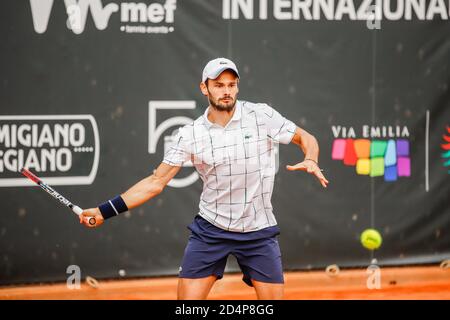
left=73, top=206, right=96, bottom=226
left=72, top=206, right=83, bottom=215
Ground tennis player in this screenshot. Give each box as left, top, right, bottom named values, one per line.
left=80, top=58, right=329, bottom=300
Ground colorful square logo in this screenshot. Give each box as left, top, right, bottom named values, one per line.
left=332, top=138, right=411, bottom=182
left=442, top=126, right=450, bottom=174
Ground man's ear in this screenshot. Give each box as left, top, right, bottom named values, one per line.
left=200, top=82, right=208, bottom=96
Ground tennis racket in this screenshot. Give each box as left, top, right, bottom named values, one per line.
left=20, top=168, right=96, bottom=226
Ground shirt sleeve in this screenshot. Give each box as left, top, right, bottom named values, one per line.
left=162, top=127, right=191, bottom=166
left=259, top=104, right=297, bottom=144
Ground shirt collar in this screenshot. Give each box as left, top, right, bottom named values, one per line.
left=203, top=100, right=242, bottom=129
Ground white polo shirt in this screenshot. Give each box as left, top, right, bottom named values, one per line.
left=163, top=100, right=296, bottom=232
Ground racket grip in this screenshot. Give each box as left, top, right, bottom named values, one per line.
left=72, top=206, right=83, bottom=215
left=73, top=206, right=96, bottom=226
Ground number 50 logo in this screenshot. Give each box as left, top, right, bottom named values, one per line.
left=148, top=101, right=199, bottom=188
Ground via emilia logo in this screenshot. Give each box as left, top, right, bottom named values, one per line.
left=331, top=125, right=411, bottom=182
left=0, top=115, right=100, bottom=187
left=29, top=0, right=177, bottom=35
left=442, top=126, right=450, bottom=174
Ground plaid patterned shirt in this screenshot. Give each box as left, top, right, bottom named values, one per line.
left=163, top=100, right=296, bottom=232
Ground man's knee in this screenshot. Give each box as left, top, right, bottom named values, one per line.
left=177, top=276, right=217, bottom=300
left=251, top=279, right=284, bottom=300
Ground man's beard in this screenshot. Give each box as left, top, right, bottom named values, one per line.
left=208, top=96, right=236, bottom=113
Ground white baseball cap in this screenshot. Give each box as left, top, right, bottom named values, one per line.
left=202, top=58, right=240, bottom=83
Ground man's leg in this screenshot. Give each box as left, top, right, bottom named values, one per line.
left=251, top=279, right=284, bottom=300
left=177, top=275, right=217, bottom=300
left=177, top=231, right=228, bottom=300
left=233, top=236, right=285, bottom=300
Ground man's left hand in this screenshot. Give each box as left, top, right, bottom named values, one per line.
left=286, top=160, right=329, bottom=188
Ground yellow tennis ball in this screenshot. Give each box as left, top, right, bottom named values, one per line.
left=360, top=229, right=382, bottom=250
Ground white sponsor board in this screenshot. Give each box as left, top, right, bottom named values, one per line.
left=0, top=115, right=100, bottom=187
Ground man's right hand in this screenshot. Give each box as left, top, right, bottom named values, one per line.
left=80, top=208, right=104, bottom=228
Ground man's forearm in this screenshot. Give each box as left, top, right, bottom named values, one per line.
left=293, top=127, right=320, bottom=163
left=81, top=162, right=179, bottom=226
left=120, top=175, right=164, bottom=210
left=301, top=132, right=319, bottom=163
left=288, top=127, right=328, bottom=187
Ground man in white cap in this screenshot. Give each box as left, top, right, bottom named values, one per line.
left=80, top=58, right=329, bottom=300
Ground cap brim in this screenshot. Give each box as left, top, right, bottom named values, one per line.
left=205, top=67, right=240, bottom=82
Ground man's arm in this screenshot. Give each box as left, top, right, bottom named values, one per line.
left=80, top=163, right=181, bottom=227
left=286, top=127, right=329, bottom=188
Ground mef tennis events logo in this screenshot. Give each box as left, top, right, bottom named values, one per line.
left=331, top=125, right=411, bottom=182
left=29, top=0, right=177, bottom=34
left=442, top=126, right=450, bottom=174
left=0, top=115, right=100, bottom=187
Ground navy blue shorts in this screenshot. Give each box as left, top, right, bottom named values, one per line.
left=179, top=215, right=284, bottom=287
